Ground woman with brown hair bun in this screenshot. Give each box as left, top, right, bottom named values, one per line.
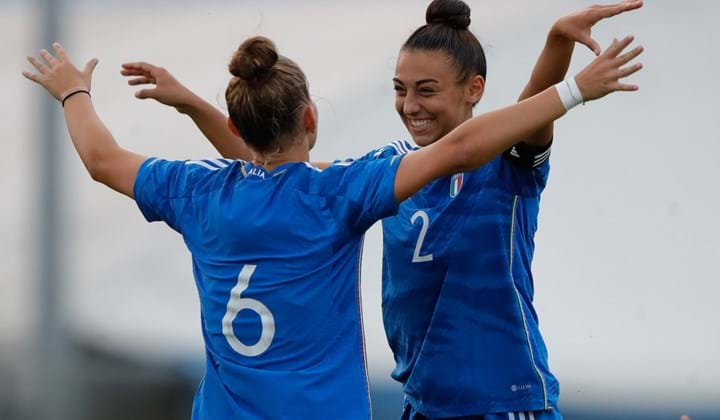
left=23, top=10, right=642, bottom=420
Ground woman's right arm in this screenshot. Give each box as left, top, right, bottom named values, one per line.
left=393, top=35, right=644, bottom=202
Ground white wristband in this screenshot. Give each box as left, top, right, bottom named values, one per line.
left=555, top=78, right=584, bottom=111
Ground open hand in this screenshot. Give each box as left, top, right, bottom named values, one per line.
left=23, top=42, right=98, bottom=102
left=574, top=35, right=644, bottom=101
left=551, top=0, right=644, bottom=56
left=121, top=62, right=196, bottom=113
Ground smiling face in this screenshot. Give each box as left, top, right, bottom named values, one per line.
left=394, top=49, right=485, bottom=147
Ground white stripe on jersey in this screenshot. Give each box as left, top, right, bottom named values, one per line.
left=332, top=160, right=355, bottom=167
left=519, top=412, right=527, bottom=420
left=185, top=160, right=222, bottom=171
left=395, top=140, right=410, bottom=154
left=509, top=413, right=516, bottom=420
left=146, top=158, right=161, bottom=167
left=303, top=162, right=322, bottom=172
left=529, top=411, right=536, bottom=420
left=208, top=158, right=229, bottom=168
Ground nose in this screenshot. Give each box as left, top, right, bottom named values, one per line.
left=403, top=91, right=421, bottom=116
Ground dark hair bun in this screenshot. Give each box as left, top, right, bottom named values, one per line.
left=229, top=36, right=279, bottom=84
left=426, top=0, right=471, bottom=30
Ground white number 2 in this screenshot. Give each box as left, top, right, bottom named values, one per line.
left=222, top=264, right=276, bottom=357
left=411, top=211, right=434, bottom=263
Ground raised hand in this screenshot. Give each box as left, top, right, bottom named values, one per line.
left=23, top=42, right=98, bottom=102
left=121, top=62, right=196, bottom=113
left=551, top=0, right=644, bottom=56
left=574, top=35, right=643, bottom=101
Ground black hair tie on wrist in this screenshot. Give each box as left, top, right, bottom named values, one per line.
left=61, top=90, right=91, bottom=107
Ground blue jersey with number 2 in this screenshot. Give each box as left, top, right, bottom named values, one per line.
left=363, top=140, right=559, bottom=417
left=133, top=156, right=402, bottom=420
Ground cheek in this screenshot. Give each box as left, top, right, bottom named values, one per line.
left=395, top=96, right=405, bottom=116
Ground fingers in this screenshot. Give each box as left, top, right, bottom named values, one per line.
left=39, top=49, right=59, bottom=68
left=579, top=35, right=602, bottom=56
left=602, top=35, right=634, bottom=58
left=84, top=58, right=99, bottom=75
left=617, top=45, right=644, bottom=66
left=618, top=62, right=643, bottom=79
left=127, top=77, right=154, bottom=86
left=610, top=81, right=639, bottom=92
left=122, top=62, right=158, bottom=74
left=27, top=55, right=49, bottom=74
left=22, top=71, right=42, bottom=84
left=134, top=89, right=155, bottom=100
left=52, top=42, right=69, bottom=62
left=595, top=0, right=643, bottom=19
left=120, top=68, right=150, bottom=77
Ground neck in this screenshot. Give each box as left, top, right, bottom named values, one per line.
left=251, top=141, right=310, bottom=172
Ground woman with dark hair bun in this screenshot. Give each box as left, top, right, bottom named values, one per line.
left=78, top=2, right=643, bottom=419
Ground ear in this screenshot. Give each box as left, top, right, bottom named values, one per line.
left=227, top=118, right=241, bottom=137
left=303, top=103, right=318, bottom=134
left=467, top=75, right=485, bottom=105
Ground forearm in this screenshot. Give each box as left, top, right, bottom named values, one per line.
left=449, top=86, right=567, bottom=173
left=182, top=94, right=253, bottom=160
left=520, top=31, right=575, bottom=101
left=64, top=94, right=144, bottom=196
left=518, top=29, right=575, bottom=146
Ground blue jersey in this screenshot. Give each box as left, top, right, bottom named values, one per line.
left=133, top=156, right=402, bottom=420
left=364, top=140, right=558, bottom=417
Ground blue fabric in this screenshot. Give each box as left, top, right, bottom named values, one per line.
left=361, top=141, right=559, bottom=417
left=134, top=156, right=402, bottom=420
left=402, top=398, right=563, bottom=420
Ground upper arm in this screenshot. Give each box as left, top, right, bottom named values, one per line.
left=393, top=140, right=460, bottom=202
left=91, top=146, right=147, bottom=198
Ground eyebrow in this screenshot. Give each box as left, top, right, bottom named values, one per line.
left=393, top=78, right=439, bottom=87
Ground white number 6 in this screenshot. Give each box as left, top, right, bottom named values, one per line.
left=411, top=210, right=434, bottom=263
left=222, top=264, right=276, bottom=357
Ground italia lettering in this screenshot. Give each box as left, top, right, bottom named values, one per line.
left=249, top=168, right=266, bottom=179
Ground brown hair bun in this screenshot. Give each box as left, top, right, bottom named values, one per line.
left=229, top=36, right=279, bottom=84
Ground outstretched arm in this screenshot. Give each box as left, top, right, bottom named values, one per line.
left=395, top=36, right=643, bottom=202
left=121, top=62, right=253, bottom=160
left=24, top=44, right=146, bottom=198
left=519, top=0, right=643, bottom=146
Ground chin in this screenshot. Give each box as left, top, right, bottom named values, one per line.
left=410, top=132, right=440, bottom=148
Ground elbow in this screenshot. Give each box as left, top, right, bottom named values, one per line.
left=86, top=160, right=106, bottom=183
left=85, top=153, right=112, bottom=184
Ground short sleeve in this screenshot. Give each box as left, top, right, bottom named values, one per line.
left=133, top=158, right=220, bottom=231
left=316, top=156, right=404, bottom=234
left=350, top=140, right=416, bottom=162
left=497, top=141, right=552, bottom=196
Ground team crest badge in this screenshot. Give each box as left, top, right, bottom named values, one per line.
left=450, top=173, right=464, bottom=198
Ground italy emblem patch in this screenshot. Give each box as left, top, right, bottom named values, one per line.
left=450, top=173, right=463, bottom=198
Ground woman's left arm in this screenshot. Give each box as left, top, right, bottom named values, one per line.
left=24, top=43, right=146, bottom=198
left=519, top=0, right=643, bottom=146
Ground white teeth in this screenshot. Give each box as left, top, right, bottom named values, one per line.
left=409, top=119, right=432, bottom=129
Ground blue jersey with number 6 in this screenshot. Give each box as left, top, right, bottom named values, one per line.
left=133, top=156, right=402, bottom=420
left=362, top=140, right=559, bottom=417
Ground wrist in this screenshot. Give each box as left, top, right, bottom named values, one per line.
left=547, top=25, right=574, bottom=46
left=176, top=90, right=202, bottom=115
left=61, top=88, right=91, bottom=107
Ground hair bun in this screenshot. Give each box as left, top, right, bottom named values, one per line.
left=426, top=0, right=471, bottom=30
left=229, top=36, right=279, bottom=84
